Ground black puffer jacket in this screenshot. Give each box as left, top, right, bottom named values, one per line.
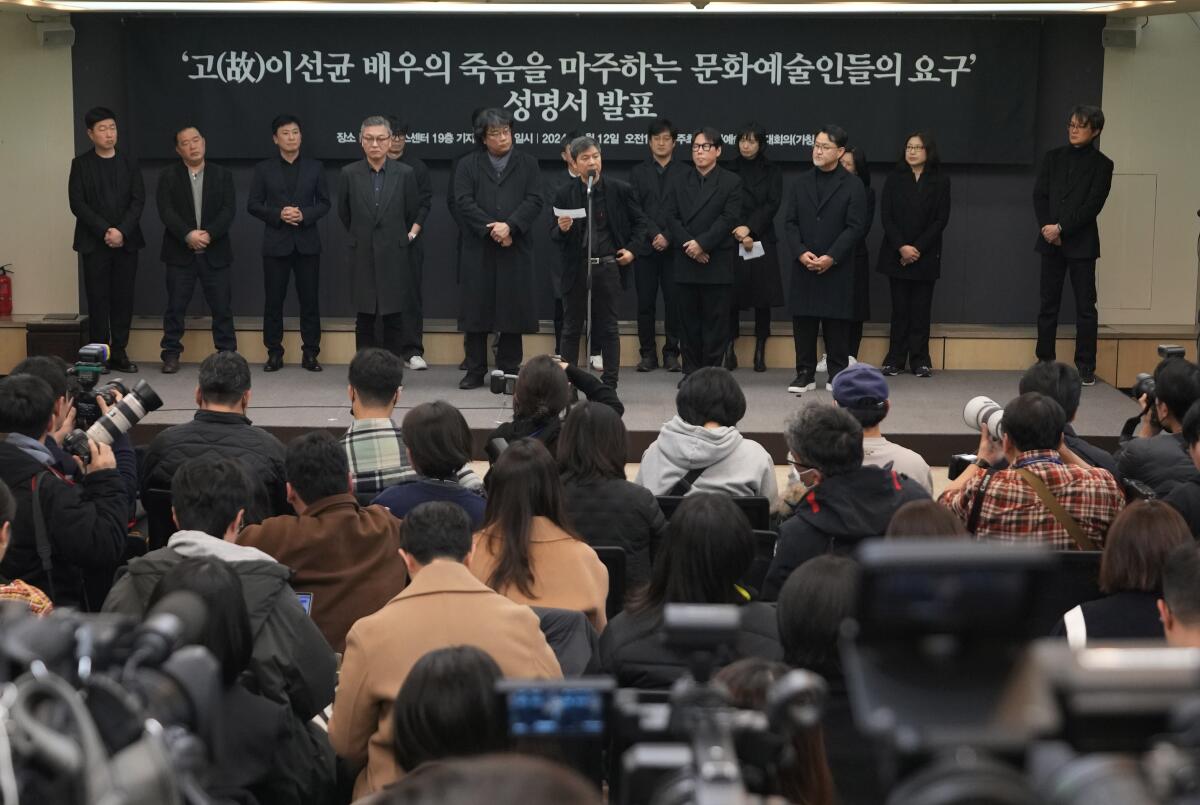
left=562, top=476, right=665, bottom=592
left=139, top=410, right=288, bottom=521
left=599, top=602, right=782, bottom=690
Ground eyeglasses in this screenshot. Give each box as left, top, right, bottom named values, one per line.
left=812, top=142, right=839, bottom=152
left=361, top=136, right=390, bottom=145
left=1067, top=121, right=1093, bottom=131
left=905, top=145, right=926, bottom=152
left=485, top=128, right=512, bottom=138
left=691, top=142, right=716, bottom=152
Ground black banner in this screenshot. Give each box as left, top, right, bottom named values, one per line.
left=124, top=15, right=1040, bottom=164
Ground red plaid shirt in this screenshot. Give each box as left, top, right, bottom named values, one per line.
left=939, top=450, right=1124, bottom=549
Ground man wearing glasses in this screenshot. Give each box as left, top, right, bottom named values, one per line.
left=336, top=116, right=419, bottom=365
left=1032, top=105, right=1113, bottom=387
left=663, top=126, right=743, bottom=376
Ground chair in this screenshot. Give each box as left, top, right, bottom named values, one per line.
left=1031, top=550, right=1104, bottom=635
left=743, top=530, right=779, bottom=594
left=592, top=545, right=627, bottom=620
left=354, top=490, right=378, bottom=508
left=655, top=495, right=772, bottom=531
left=532, top=607, right=601, bottom=677
left=142, top=488, right=175, bottom=551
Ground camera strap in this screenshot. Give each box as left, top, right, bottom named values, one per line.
left=965, top=468, right=997, bottom=535
left=668, top=465, right=710, bottom=497
left=1015, top=468, right=1092, bottom=551
left=30, top=471, right=57, bottom=602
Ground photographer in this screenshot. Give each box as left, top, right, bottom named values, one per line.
left=1018, top=360, right=1121, bottom=481
left=1163, top=398, right=1200, bottom=536
left=0, top=479, right=53, bottom=615
left=1114, top=356, right=1200, bottom=497
left=0, top=374, right=129, bottom=610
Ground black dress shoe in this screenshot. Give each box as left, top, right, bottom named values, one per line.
left=161, top=356, right=180, bottom=374
left=664, top=353, right=682, bottom=373
left=459, top=373, right=485, bottom=390
left=753, top=338, right=767, bottom=373
left=264, top=354, right=284, bottom=372
left=723, top=345, right=738, bottom=371
left=110, top=356, right=139, bottom=373
left=302, top=355, right=322, bottom=372
left=881, top=364, right=902, bottom=377
left=913, top=365, right=933, bottom=378
left=636, top=356, right=658, bottom=373
left=458, top=358, right=468, bottom=370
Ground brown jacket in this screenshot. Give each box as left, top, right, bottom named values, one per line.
left=237, top=494, right=407, bottom=653
left=471, top=516, right=610, bottom=633
left=327, top=560, right=561, bottom=799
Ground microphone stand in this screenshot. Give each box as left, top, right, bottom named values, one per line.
left=585, top=171, right=595, bottom=371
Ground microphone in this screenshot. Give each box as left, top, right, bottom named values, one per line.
left=129, top=591, right=208, bottom=671
left=586, top=169, right=597, bottom=194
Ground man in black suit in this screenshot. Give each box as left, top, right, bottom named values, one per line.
left=551, top=136, right=648, bottom=388
left=68, top=106, right=145, bottom=373
left=247, top=114, right=330, bottom=373
left=1033, top=104, right=1114, bottom=386
left=783, top=124, right=867, bottom=393
left=386, top=115, right=433, bottom=371
left=629, top=118, right=687, bottom=373
left=663, top=126, right=743, bottom=376
left=157, top=124, right=238, bottom=374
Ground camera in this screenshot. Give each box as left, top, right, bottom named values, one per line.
left=62, top=375, right=164, bottom=465
left=489, top=369, right=518, bottom=395
left=963, top=395, right=1006, bottom=442
left=69, top=342, right=119, bottom=430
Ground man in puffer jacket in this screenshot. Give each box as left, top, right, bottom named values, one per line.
left=762, top=402, right=928, bottom=600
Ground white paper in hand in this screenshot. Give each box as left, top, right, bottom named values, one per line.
left=739, top=241, right=766, bottom=260
left=553, top=207, right=587, bottom=219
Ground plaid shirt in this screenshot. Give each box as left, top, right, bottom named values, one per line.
left=939, top=450, right=1124, bottom=549
left=0, top=579, right=53, bottom=616
left=341, top=418, right=482, bottom=496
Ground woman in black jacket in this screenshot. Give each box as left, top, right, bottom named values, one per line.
left=599, top=493, right=782, bottom=690
left=726, top=122, right=785, bottom=372
left=877, top=130, right=951, bottom=378
left=558, top=402, right=666, bottom=592
left=840, top=145, right=874, bottom=361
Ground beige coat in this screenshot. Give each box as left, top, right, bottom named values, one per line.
left=470, top=516, right=610, bottom=633
left=327, top=560, right=561, bottom=799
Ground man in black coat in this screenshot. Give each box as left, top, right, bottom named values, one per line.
left=784, top=124, right=867, bottom=393
left=157, top=124, right=238, bottom=374
left=387, top=115, right=435, bottom=371
left=1033, top=104, right=1114, bottom=385
left=663, top=126, right=743, bottom=375
left=247, top=114, right=330, bottom=373
left=629, top=118, right=687, bottom=373
left=550, top=137, right=648, bottom=388
left=68, top=106, right=145, bottom=373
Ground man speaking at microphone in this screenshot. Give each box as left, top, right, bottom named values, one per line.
left=550, top=136, right=648, bottom=389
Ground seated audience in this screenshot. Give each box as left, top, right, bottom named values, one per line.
left=104, top=456, right=336, bottom=720
left=636, top=367, right=778, bottom=499
left=1051, top=501, right=1191, bottom=647
left=762, top=404, right=928, bottom=600
left=1160, top=542, right=1200, bottom=648
left=600, top=493, right=782, bottom=690
left=149, top=557, right=335, bottom=803
left=1114, top=356, right=1200, bottom=497
left=715, top=658, right=836, bottom=805
left=1019, top=360, right=1122, bottom=480
left=342, top=348, right=481, bottom=496
left=470, top=439, right=609, bottom=631
left=373, top=401, right=487, bottom=529
left=237, top=430, right=408, bottom=653
left=1163, top=398, right=1200, bottom=536
left=558, top=402, right=666, bottom=591
left=328, top=501, right=561, bottom=799
left=886, top=499, right=968, bottom=538
left=938, top=392, right=1123, bottom=549
left=139, top=350, right=287, bottom=521
left=831, top=363, right=933, bottom=493
left=0, top=480, right=52, bottom=615
left=486, top=355, right=624, bottom=460
left=372, top=755, right=602, bottom=805
left=0, top=374, right=127, bottom=610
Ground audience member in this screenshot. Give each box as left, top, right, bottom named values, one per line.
left=1053, top=501, right=1191, bottom=647
left=370, top=755, right=601, bottom=805
left=715, top=658, right=835, bottom=805
left=1115, top=356, right=1200, bottom=497
left=342, top=348, right=481, bottom=496
left=1159, top=542, right=1200, bottom=648
left=762, top=403, right=927, bottom=600
left=486, top=355, right=624, bottom=460
left=831, top=362, right=933, bottom=493
left=470, top=439, right=609, bottom=631
left=939, top=392, right=1123, bottom=549
left=1018, top=360, right=1121, bottom=480
left=1163, top=398, right=1200, bottom=536
left=328, top=501, right=560, bottom=799
left=0, top=374, right=127, bottom=610
left=373, top=401, right=487, bottom=528
left=885, top=499, right=968, bottom=538
left=237, top=430, right=408, bottom=653
left=0, top=479, right=52, bottom=615
left=103, top=456, right=336, bottom=719
left=139, top=350, right=287, bottom=522
left=558, top=401, right=666, bottom=591
left=636, top=367, right=778, bottom=499
left=148, top=557, right=335, bottom=803
left=600, top=493, right=782, bottom=690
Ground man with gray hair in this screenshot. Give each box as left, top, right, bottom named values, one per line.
left=550, top=136, right=648, bottom=388
left=337, top=115, right=420, bottom=363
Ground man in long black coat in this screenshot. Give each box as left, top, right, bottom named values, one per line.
left=784, top=124, right=866, bottom=393
left=453, top=108, right=544, bottom=389
left=387, top=115, right=434, bottom=371
left=1033, top=104, right=1114, bottom=385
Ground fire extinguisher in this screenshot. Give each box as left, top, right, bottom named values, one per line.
left=0, top=264, right=12, bottom=317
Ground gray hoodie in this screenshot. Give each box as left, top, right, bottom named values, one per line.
left=636, top=416, right=778, bottom=500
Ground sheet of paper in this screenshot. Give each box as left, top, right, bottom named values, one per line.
left=553, top=207, right=587, bottom=219
left=739, top=240, right=766, bottom=260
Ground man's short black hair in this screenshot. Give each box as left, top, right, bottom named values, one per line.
left=399, top=501, right=473, bottom=564
left=1019, top=361, right=1082, bottom=422
left=1163, top=542, right=1200, bottom=627
left=12, top=355, right=70, bottom=401
left=271, top=114, right=302, bottom=135
left=385, top=114, right=410, bottom=136
left=1154, top=357, right=1200, bottom=424
left=675, top=367, right=745, bottom=427
left=1069, top=104, right=1105, bottom=133
left=285, top=430, right=349, bottom=504
left=818, top=123, right=849, bottom=148
left=198, top=351, right=251, bottom=407
left=171, top=456, right=252, bottom=538
left=1182, top=399, right=1200, bottom=449
left=84, top=106, right=116, bottom=130
left=0, top=374, right=55, bottom=439
left=1001, top=392, right=1066, bottom=452
left=349, top=348, right=404, bottom=408
left=647, top=118, right=677, bottom=139
left=559, top=128, right=585, bottom=150
left=402, top=402, right=472, bottom=481
left=692, top=126, right=722, bottom=152
left=784, top=403, right=863, bottom=477
left=173, top=123, right=203, bottom=146
left=842, top=401, right=888, bottom=430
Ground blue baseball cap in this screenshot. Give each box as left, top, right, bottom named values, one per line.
left=831, top=363, right=889, bottom=409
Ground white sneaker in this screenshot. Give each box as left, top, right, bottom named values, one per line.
left=825, top=382, right=834, bottom=391
left=787, top=376, right=817, bottom=394
left=816, top=354, right=828, bottom=373
left=406, top=355, right=428, bottom=370
left=848, top=356, right=858, bottom=366
left=590, top=355, right=604, bottom=371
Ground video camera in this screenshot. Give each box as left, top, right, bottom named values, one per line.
left=63, top=344, right=164, bottom=465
